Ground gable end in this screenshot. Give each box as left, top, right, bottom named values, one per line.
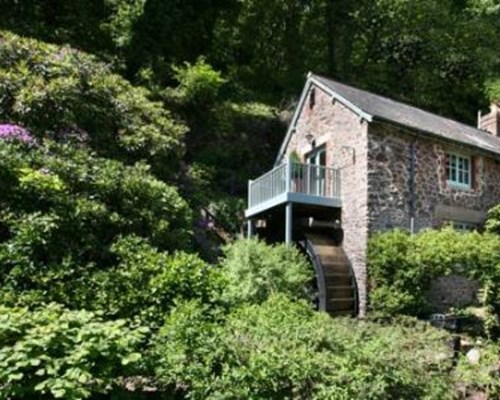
left=274, top=74, right=373, bottom=166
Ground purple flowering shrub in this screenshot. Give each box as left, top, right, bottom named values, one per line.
left=0, top=124, right=33, bottom=143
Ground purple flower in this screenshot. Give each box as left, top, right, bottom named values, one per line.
left=0, top=124, right=34, bottom=143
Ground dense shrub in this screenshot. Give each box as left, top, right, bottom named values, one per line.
left=153, top=295, right=453, bottom=399
left=368, top=228, right=500, bottom=337
left=0, top=30, right=186, bottom=176
left=170, top=57, right=227, bottom=105
left=219, top=238, right=312, bottom=305
left=0, top=304, right=148, bottom=400
left=485, top=203, right=500, bottom=235
left=455, top=341, right=500, bottom=399
left=0, top=140, right=192, bottom=310
left=88, top=235, right=223, bottom=324
left=0, top=123, right=33, bottom=143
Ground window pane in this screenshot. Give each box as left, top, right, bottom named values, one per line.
left=446, top=153, right=472, bottom=186
left=464, top=171, right=470, bottom=185
left=319, top=150, right=326, bottom=167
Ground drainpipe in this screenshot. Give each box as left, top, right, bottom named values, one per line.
left=409, top=140, right=417, bottom=234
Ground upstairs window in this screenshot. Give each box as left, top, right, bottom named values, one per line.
left=446, top=153, right=471, bottom=188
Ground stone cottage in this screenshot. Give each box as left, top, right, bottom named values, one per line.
left=245, top=73, right=500, bottom=317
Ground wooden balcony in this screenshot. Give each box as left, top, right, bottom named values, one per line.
left=245, top=161, right=342, bottom=218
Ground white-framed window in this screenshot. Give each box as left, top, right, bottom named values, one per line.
left=442, top=220, right=477, bottom=232
left=450, top=220, right=477, bottom=232
left=446, top=153, right=471, bottom=188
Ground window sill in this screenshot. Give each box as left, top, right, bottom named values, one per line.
left=446, top=181, right=472, bottom=191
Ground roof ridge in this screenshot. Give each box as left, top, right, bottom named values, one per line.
left=311, top=73, right=494, bottom=138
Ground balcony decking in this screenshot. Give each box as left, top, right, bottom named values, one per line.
left=245, top=162, right=341, bottom=218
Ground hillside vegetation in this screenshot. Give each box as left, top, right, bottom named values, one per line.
left=0, top=1, right=500, bottom=398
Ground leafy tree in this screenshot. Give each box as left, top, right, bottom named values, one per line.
left=0, top=0, right=114, bottom=59
left=0, top=140, right=193, bottom=312
left=0, top=30, right=186, bottom=178
left=125, top=0, right=235, bottom=81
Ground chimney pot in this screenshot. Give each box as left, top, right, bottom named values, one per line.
left=479, top=102, right=500, bottom=136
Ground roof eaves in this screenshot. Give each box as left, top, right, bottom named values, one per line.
left=371, top=115, right=500, bottom=160
left=274, top=78, right=314, bottom=166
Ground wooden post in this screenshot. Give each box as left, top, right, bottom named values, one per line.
left=285, top=202, right=293, bottom=245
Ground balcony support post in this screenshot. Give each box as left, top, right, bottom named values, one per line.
left=285, top=202, right=293, bottom=245
left=247, top=219, right=253, bottom=238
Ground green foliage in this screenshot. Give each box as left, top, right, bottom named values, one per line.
left=153, top=295, right=453, bottom=399
left=219, top=238, right=312, bottom=305
left=368, top=228, right=500, bottom=337
left=2, top=1, right=500, bottom=123
left=0, top=303, right=148, bottom=400
left=18, top=167, right=66, bottom=193
left=102, top=0, right=147, bottom=50
left=208, top=196, right=245, bottom=234
left=1, top=5, right=500, bottom=399
left=89, top=235, right=223, bottom=324
left=455, top=341, right=500, bottom=399
left=0, top=141, right=192, bottom=310
left=0, top=30, right=186, bottom=177
left=171, top=57, right=227, bottom=105
left=485, top=203, right=500, bottom=234
left=175, top=95, right=283, bottom=198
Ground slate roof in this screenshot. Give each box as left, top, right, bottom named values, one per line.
left=313, top=74, right=500, bottom=155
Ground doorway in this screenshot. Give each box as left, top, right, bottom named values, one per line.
left=306, top=146, right=326, bottom=196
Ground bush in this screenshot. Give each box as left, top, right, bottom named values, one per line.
left=0, top=141, right=192, bottom=311
left=219, top=238, right=312, bottom=305
left=368, top=228, right=500, bottom=337
left=486, top=203, right=500, bottom=235
left=88, top=235, right=223, bottom=324
left=454, top=341, right=500, bottom=399
left=0, top=304, right=148, bottom=400
left=0, top=123, right=33, bottom=143
left=171, top=57, right=226, bottom=105
left=153, top=295, right=453, bottom=399
left=0, top=30, right=186, bottom=177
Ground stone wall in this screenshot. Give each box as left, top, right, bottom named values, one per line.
left=285, top=85, right=369, bottom=316
left=282, top=85, right=500, bottom=316
left=427, top=275, right=480, bottom=312
left=367, top=121, right=500, bottom=232
left=367, top=122, right=500, bottom=313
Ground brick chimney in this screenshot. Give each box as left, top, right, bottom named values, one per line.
left=479, top=103, right=500, bottom=136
